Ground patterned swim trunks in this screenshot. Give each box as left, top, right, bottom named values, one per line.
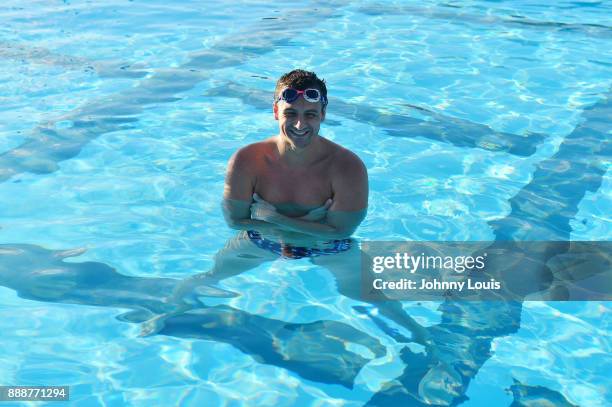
left=246, top=230, right=352, bottom=259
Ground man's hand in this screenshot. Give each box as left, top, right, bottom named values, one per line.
left=250, top=193, right=278, bottom=222
left=248, top=193, right=363, bottom=239
left=298, top=199, right=333, bottom=222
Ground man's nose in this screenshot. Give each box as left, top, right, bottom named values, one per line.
left=294, top=119, right=305, bottom=130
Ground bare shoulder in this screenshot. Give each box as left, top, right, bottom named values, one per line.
left=229, top=137, right=276, bottom=169
left=326, top=140, right=367, bottom=178
left=323, top=139, right=368, bottom=211
left=225, top=138, right=276, bottom=201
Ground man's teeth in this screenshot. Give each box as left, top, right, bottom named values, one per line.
left=291, top=130, right=308, bottom=136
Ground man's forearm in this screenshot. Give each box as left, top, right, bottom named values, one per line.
left=223, top=198, right=280, bottom=233
left=224, top=197, right=366, bottom=239
left=266, top=213, right=353, bottom=239
left=227, top=218, right=283, bottom=234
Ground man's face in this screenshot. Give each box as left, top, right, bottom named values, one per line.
left=274, top=92, right=325, bottom=150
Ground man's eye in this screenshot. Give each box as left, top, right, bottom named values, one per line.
left=307, top=114, right=316, bottom=118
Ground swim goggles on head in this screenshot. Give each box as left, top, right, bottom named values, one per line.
left=276, top=88, right=328, bottom=105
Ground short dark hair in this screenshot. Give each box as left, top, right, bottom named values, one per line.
left=274, top=69, right=327, bottom=109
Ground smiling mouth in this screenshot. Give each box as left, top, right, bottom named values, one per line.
left=289, top=130, right=309, bottom=137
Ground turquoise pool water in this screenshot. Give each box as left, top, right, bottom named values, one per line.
left=1, top=0, right=610, bottom=406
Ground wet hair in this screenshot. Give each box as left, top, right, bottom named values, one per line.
left=274, top=69, right=328, bottom=110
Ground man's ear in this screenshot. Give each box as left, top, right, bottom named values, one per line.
left=321, top=106, right=326, bottom=122
left=273, top=103, right=279, bottom=120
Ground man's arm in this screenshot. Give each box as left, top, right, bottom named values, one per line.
left=222, top=198, right=284, bottom=233
left=258, top=208, right=367, bottom=239
left=253, top=150, right=368, bottom=239
left=222, top=147, right=282, bottom=233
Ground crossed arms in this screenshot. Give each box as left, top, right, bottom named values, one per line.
left=222, top=147, right=368, bottom=239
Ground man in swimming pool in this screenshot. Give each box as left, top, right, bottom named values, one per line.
left=143, top=70, right=428, bottom=365
left=222, top=69, right=368, bottom=241
left=210, top=69, right=421, bottom=335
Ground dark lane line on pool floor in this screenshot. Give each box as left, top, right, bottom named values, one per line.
left=357, top=3, right=612, bottom=39
left=0, top=243, right=385, bottom=390
left=204, top=82, right=548, bottom=156
left=364, top=89, right=610, bottom=406
left=490, top=88, right=611, bottom=241
left=0, top=0, right=350, bottom=184
left=0, top=40, right=150, bottom=79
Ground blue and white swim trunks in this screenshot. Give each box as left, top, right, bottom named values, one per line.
left=246, top=230, right=352, bottom=259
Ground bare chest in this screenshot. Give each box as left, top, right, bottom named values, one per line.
left=254, top=160, right=333, bottom=207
